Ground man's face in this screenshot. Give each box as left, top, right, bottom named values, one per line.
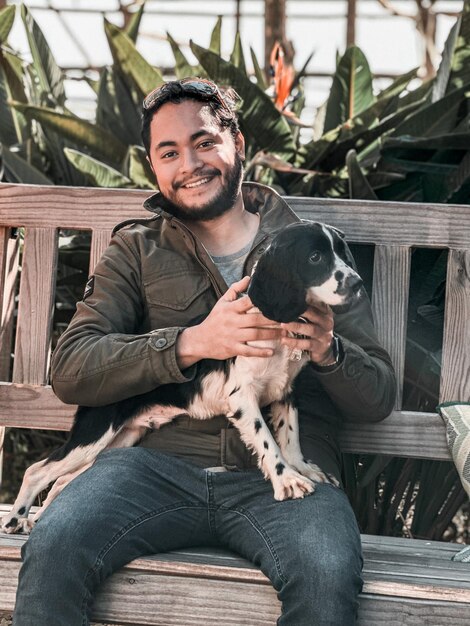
left=147, top=99, right=245, bottom=221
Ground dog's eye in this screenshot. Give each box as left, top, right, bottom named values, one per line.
left=309, top=251, right=322, bottom=264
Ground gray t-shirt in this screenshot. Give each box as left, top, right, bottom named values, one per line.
left=211, top=239, right=253, bottom=287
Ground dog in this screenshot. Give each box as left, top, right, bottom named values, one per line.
left=1, top=221, right=363, bottom=534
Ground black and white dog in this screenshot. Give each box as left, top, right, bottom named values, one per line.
left=1, top=222, right=363, bottom=534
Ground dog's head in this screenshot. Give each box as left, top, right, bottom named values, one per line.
left=247, top=222, right=363, bottom=323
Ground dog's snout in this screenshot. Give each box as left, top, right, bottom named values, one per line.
left=349, top=275, right=363, bottom=294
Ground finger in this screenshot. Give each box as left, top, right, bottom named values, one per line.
left=240, top=312, right=281, bottom=327
left=235, top=343, right=274, bottom=358
left=241, top=328, right=283, bottom=342
left=224, top=276, right=250, bottom=302
left=300, top=310, right=334, bottom=333
left=280, top=321, right=316, bottom=337
left=281, top=336, right=323, bottom=352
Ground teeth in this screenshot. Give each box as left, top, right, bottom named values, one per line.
left=184, top=177, right=211, bottom=189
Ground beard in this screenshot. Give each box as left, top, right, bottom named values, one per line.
left=157, top=154, right=244, bottom=222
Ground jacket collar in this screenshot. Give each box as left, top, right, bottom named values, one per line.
left=142, top=181, right=300, bottom=238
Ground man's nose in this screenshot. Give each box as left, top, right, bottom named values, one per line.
left=180, top=148, right=203, bottom=174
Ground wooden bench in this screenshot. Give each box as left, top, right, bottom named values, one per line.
left=0, top=182, right=469, bottom=624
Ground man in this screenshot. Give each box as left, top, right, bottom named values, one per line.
left=13, top=79, right=396, bottom=625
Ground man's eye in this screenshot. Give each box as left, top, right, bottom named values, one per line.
left=162, top=151, right=177, bottom=159
left=199, top=140, right=214, bottom=149
left=309, top=251, right=322, bottom=263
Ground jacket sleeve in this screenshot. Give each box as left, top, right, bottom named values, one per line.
left=51, top=232, right=196, bottom=407
left=310, top=292, right=397, bottom=423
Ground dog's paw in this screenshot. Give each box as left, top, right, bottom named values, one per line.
left=1, top=515, right=34, bottom=535
left=298, top=461, right=340, bottom=487
left=272, top=465, right=315, bottom=500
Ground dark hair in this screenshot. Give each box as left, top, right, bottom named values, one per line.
left=141, top=79, right=241, bottom=156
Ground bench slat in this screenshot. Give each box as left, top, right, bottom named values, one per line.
left=12, top=228, right=58, bottom=385
left=440, top=249, right=470, bottom=402
left=0, top=384, right=451, bottom=459
left=90, top=229, right=112, bottom=274
left=372, top=245, right=411, bottom=410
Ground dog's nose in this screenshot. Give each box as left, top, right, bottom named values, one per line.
left=349, top=276, right=363, bottom=293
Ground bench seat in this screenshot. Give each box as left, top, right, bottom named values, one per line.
left=1, top=505, right=469, bottom=625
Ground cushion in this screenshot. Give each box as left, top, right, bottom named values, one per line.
left=437, top=402, right=470, bottom=562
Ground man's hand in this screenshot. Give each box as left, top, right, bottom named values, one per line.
left=176, top=276, right=282, bottom=369
left=280, top=303, right=336, bottom=366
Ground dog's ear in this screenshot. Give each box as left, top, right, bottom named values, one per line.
left=247, top=247, right=306, bottom=323
left=325, top=224, right=345, bottom=239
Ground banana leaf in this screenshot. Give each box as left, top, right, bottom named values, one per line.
left=446, top=0, right=470, bottom=96
left=112, top=70, right=143, bottom=146
left=432, top=18, right=460, bottom=102
left=64, top=148, right=132, bottom=188
left=125, top=3, right=145, bottom=44
left=382, top=133, right=470, bottom=152
left=346, top=149, right=378, bottom=200
left=0, top=5, right=15, bottom=44
left=12, top=102, right=127, bottom=165
left=0, top=144, right=52, bottom=184
left=20, top=4, right=65, bottom=106
left=167, top=32, right=200, bottom=79
left=391, top=82, right=470, bottom=138
left=377, top=67, right=419, bottom=100
left=230, top=32, right=246, bottom=74
left=104, top=19, right=164, bottom=97
left=209, top=16, right=222, bottom=56
left=191, top=41, right=296, bottom=158
left=250, top=47, right=267, bottom=90
left=0, top=52, right=28, bottom=145
left=324, top=46, right=375, bottom=133
left=126, top=145, right=156, bottom=189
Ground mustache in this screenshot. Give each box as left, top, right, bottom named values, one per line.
left=173, top=168, right=221, bottom=190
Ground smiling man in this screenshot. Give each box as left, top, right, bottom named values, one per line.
left=13, top=79, right=396, bottom=626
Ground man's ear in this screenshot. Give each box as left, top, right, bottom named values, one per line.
left=235, top=131, right=245, bottom=161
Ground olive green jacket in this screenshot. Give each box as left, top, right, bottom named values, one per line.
left=51, top=183, right=396, bottom=481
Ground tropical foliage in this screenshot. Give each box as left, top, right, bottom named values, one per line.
left=0, top=2, right=469, bottom=543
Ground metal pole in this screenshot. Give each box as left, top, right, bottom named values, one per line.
left=346, top=0, right=357, bottom=47
left=235, top=0, right=241, bottom=33
left=265, top=0, right=287, bottom=74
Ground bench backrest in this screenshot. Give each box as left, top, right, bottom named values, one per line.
left=0, top=183, right=469, bottom=461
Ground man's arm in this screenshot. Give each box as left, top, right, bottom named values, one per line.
left=51, top=232, right=197, bottom=407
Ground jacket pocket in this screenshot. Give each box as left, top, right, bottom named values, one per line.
left=144, top=268, right=213, bottom=327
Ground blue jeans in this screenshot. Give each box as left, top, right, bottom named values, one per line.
left=13, top=448, right=363, bottom=625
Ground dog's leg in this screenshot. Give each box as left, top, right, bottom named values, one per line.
left=31, top=462, right=93, bottom=523
left=270, top=401, right=339, bottom=487
left=227, top=391, right=315, bottom=500
left=0, top=425, right=122, bottom=534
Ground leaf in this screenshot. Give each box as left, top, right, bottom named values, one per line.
left=432, top=17, right=460, bottom=102
left=324, top=46, right=375, bottom=133
left=190, top=41, right=295, bottom=158
left=209, top=16, right=222, bottom=55
left=230, top=31, right=246, bottom=74
left=64, top=148, right=131, bottom=188
left=126, top=145, right=156, bottom=189
left=167, top=32, right=198, bottom=79
left=382, top=133, right=470, bottom=152
left=377, top=66, right=419, bottom=100
left=0, top=5, right=16, bottom=44
left=104, top=19, right=164, bottom=97
left=0, top=52, right=28, bottom=145
left=250, top=47, right=267, bottom=90
left=446, top=1, right=470, bottom=95
left=125, top=3, right=145, bottom=44
left=346, top=149, right=378, bottom=199
left=391, top=83, right=470, bottom=139
left=20, top=4, right=66, bottom=106
left=13, top=102, right=128, bottom=164
left=0, top=144, right=52, bottom=184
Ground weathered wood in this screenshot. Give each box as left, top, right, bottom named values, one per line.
left=1, top=528, right=469, bottom=625
left=372, top=245, right=411, bottom=409
left=90, top=229, right=112, bottom=274
left=12, top=228, right=58, bottom=385
left=0, top=387, right=451, bottom=459
left=0, top=229, right=19, bottom=380
left=0, top=383, right=75, bottom=430
left=1, top=184, right=470, bottom=247
left=440, top=249, right=470, bottom=402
